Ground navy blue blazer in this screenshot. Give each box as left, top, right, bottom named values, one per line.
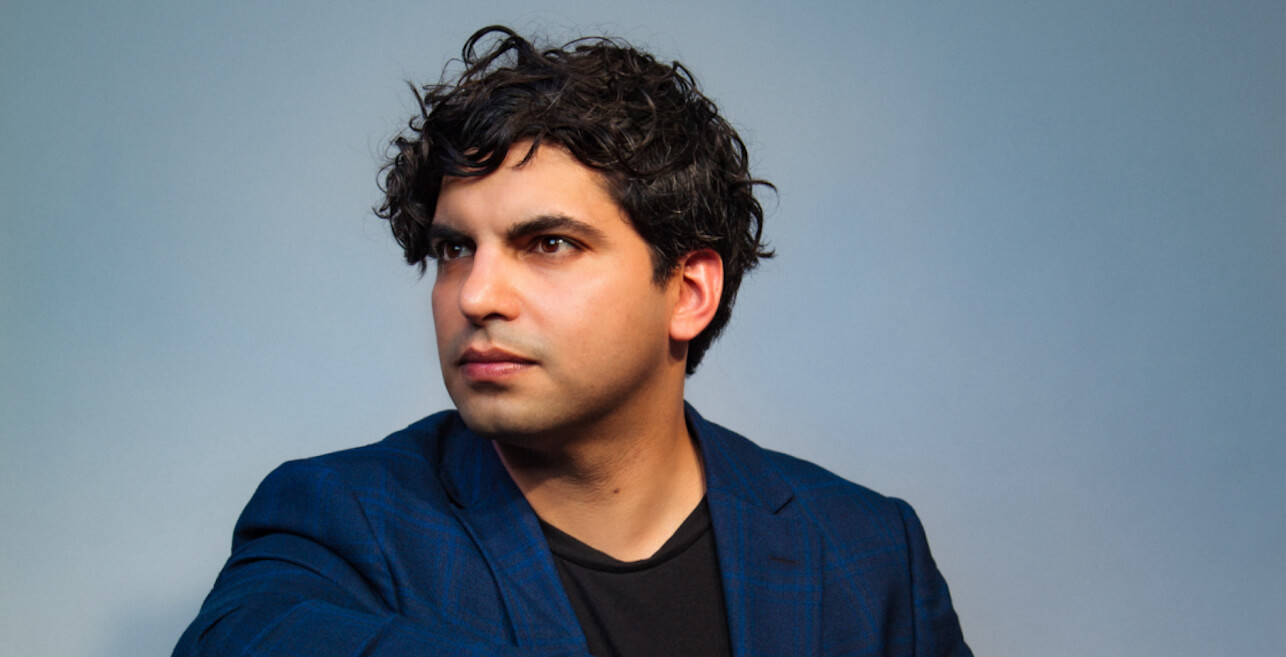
left=175, top=406, right=971, bottom=656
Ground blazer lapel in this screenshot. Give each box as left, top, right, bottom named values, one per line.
left=691, top=405, right=823, bottom=657
left=437, top=416, right=586, bottom=651
left=434, top=407, right=823, bottom=655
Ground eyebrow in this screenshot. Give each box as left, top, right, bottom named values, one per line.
left=427, top=213, right=610, bottom=248
left=505, top=214, right=608, bottom=243
left=426, top=223, right=469, bottom=245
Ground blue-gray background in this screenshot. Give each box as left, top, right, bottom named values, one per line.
left=3, top=1, right=1283, bottom=655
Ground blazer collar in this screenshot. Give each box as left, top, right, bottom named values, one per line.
left=436, top=412, right=513, bottom=509
left=435, top=404, right=798, bottom=512
left=436, top=414, right=586, bottom=650
left=686, top=402, right=796, bottom=513
left=436, top=405, right=821, bottom=656
left=687, top=403, right=823, bottom=657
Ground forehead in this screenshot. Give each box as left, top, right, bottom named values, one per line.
left=433, top=142, right=627, bottom=231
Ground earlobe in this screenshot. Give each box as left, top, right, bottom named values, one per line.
left=669, top=249, right=724, bottom=342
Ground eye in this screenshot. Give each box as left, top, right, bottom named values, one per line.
left=432, top=240, right=474, bottom=261
left=534, top=236, right=577, bottom=255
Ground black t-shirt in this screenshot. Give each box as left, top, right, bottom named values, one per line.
left=540, top=498, right=733, bottom=657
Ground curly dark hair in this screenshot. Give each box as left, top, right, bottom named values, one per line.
left=376, top=25, right=773, bottom=374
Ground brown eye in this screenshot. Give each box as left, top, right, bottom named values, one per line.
left=537, top=237, right=568, bottom=253
left=434, top=241, right=473, bottom=261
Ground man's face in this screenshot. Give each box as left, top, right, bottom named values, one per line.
left=430, top=142, right=682, bottom=442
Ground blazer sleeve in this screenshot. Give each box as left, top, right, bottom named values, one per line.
left=894, top=498, right=973, bottom=657
left=172, top=460, right=588, bottom=657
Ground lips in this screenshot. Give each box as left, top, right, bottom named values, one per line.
left=456, top=346, right=536, bottom=382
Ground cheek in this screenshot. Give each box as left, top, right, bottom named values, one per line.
left=430, top=282, right=448, bottom=318
left=430, top=267, right=461, bottom=316
left=430, top=280, right=457, bottom=347
left=550, top=275, right=669, bottom=344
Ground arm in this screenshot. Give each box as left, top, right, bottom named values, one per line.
left=173, top=461, right=587, bottom=657
left=894, top=498, right=974, bottom=657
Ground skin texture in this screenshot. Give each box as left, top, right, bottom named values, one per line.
left=430, top=142, right=723, bottom=560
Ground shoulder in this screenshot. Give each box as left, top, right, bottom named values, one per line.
left=266, top=410, right=458, bottom=487
left=766, top=442, right=911, bottom=515
left=694, top=410, right=917, bottom=547
left=236, top=411, right=463, bottom=536
left=762, top=445, right=924, bottom=550
left=697, top=412, right=972, bottom=654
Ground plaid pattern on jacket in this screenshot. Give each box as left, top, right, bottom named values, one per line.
left=175, top=405, right=971, bottom=657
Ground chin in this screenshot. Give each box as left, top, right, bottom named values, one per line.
left=453, top=397, right=550, bottom=441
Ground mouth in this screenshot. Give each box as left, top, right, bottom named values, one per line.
left=456, top=346, right=537, bottom=382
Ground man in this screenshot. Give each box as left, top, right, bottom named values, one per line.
left=175, top=26, right=971, bottom=657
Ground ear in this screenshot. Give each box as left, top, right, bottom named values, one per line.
left=669, top=248, right=724, bottom=342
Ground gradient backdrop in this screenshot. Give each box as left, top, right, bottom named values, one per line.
left=2, top=1, right=1283, bottom=656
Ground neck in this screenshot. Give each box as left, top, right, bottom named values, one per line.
left=494, top=401, right=705, bottom=562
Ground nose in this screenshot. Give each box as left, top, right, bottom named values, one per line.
left=455, top=249, right=520, bottom=324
